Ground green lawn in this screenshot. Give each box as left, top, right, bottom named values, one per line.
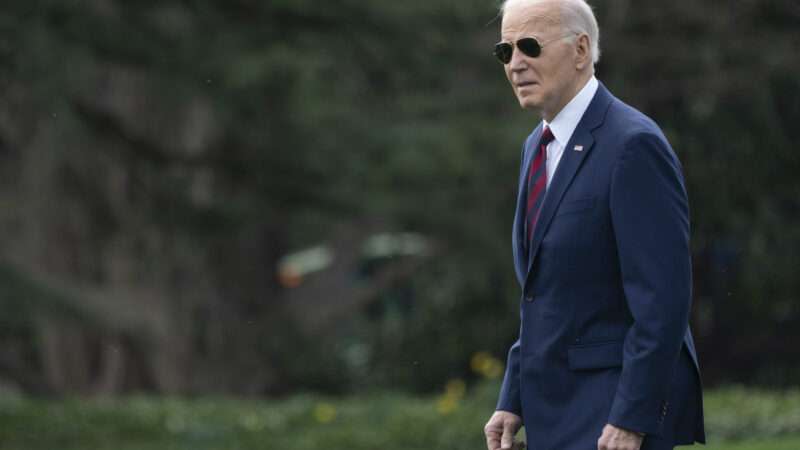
left=702, top=436, right=800, bottom=450
left=0, top=382, right=798, bottom=450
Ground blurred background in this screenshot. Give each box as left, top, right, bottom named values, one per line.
left=0, top=0, right=798, bottom=449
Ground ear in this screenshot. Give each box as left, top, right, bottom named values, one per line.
left=574, top=33, right=591, bottom=70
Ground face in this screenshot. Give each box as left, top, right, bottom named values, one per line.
left=500, top=1, right=584, bottom=119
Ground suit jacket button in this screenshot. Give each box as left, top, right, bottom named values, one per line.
left=525, top=295, right=533, bottom=302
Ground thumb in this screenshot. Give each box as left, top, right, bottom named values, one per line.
left=500, top=420, right=516, bottom=449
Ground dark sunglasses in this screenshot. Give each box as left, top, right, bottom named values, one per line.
left=493, top=33, right=576, bottom=64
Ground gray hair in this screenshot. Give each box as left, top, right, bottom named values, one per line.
left=501, top=0, right=601, bottom=64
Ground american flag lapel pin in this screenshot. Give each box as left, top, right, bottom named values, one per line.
left=573, top=145, right=584, bottom=152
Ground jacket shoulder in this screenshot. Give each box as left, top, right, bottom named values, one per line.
left=605, top=97, right=668, bottom=143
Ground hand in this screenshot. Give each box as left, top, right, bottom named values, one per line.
left=484, top=410, right=525, bottom=450
left=597, top=423, right=644, bottom=450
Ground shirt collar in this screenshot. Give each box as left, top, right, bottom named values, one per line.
left=543, top=76, right=599, bottom=147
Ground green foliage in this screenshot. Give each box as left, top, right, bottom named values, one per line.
left=704, top=386, right=800, bottom=441
left=0, top=0, right=798, bottom=395
left=1, top=384, right=799, bottom=450
left=703, top=437, right=800, bottom=450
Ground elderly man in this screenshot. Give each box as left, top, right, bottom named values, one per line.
left=483, top=1, right=706, bottom=450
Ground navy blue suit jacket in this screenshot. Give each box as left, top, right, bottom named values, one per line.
left=497, top=83, right=705, bottom=450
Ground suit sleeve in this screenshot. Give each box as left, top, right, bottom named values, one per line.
left=607, top=131, right=692, bottom=436
left=496, top=336, right=522, bottom=415
left=496, top=137, right=533, bottom=417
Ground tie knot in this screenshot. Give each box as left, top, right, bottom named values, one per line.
left=541, top=126, right=555, bottom=146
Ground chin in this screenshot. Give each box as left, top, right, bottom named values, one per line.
left=518, top=97, right=542, bottom=110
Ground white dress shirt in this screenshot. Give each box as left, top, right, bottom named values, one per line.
left=542, top=76, right=599, bottom=189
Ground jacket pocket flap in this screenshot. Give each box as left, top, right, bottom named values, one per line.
left=568, top=340, right=624, bottom=370
left=556, top=197, right=596, bottom=216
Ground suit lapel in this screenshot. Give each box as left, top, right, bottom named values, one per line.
left=525, top=83, right=614, bottom=280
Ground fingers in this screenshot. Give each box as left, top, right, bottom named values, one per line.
left=486, top=432, right=501, bottom=450
left=485, top=411, right=523, bottom=450
left=501, top=419, right=516, bottom=449
left=597, top=438, right=642, bottom=450
left=485, top=416, right=502, bottom=450
left=485, top=425, right=501, bottom=450
left=487, top=432, right=524, bottom=450
left=597, top=424, right=643, bottom=450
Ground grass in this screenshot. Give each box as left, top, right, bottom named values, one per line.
left=0, top=382, right=798, bottom=450
left=702, top=436, right=800, bottom=450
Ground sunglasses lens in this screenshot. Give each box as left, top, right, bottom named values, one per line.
left=517, top=37, right=542, bottom=58
left=494, top=42, right=513, bottom=64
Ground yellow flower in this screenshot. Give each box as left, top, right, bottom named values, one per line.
left=445, top=378, right=466, bottom=399
left=436, top=395, right=458, bottom=415
left=471, top=352, right=491, bottom=373
left=312, top=403, right=337, bottom=424
left=436, top=378, right=467, bottom=415
left=471, top=352, right=504, bottom=379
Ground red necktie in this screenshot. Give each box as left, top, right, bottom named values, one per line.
left=525, top=126, right=554, bottom=245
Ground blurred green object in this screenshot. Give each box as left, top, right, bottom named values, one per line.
left=0, top=383, right=798, bottom=450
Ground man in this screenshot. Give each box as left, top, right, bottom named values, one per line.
left=483, top=1, right=705, bottom=450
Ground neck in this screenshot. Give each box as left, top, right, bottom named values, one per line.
left=541, top=70, right=593, bottom=122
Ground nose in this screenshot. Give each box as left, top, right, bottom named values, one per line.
left=508, top=46, right=528, bottom=73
